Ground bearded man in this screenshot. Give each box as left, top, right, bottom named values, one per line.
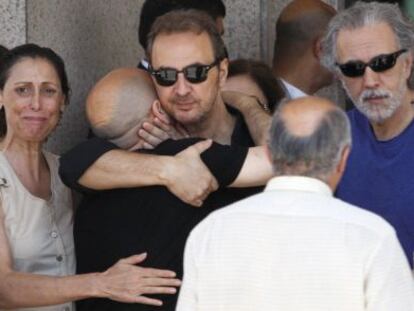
left=321, top=1, right=414, bottom=268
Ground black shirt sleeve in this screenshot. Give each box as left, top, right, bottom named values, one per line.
left=59, top=137, right=119, bottom=192
left=59, top=137, right=248, bottom=192
left=153, top=138, right=248, bottom=187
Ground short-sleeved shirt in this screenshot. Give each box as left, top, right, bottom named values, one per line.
left=336, top=108, right=414, bottom=268
left=61, top=138, right=249, bottom=311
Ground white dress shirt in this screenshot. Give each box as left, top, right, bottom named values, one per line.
left=177, top=176, right=414, bottom=311
left=281, top=79, right=307, bottom=99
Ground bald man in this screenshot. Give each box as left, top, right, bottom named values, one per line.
left=273, top=0, right=336, bottom=98
left=85, top=68, right=172, bottom=150
left=67, top=68, right=272, bottom=311
left=177, top=97, right=414, bottom=311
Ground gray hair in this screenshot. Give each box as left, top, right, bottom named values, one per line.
left=268, top=101, right=351, bottom=182
left=321, top=1, right=414, bottom=72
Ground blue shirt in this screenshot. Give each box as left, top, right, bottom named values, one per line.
left=336, top=109, right=414, bottom=267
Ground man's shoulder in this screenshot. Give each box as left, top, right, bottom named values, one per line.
left=224, top=104, right=255, bottom=147
left=192, top=190, right=396, bottom=242
left=329, top=196, right=396, bottom=238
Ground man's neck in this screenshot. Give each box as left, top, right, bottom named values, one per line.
left=371, top=94, right=414, bottom=141
left=274, top=58, right=326, bottom=95
left=185, top=99, right=236, bottom=145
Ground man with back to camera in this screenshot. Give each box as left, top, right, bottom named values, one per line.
left=65, top=67, right=272, bottom=311
left=320, top=1, right=414, bottom=268
left=137, top=0, right=226, bottom=70
left=60, top=10, right=268, bottom=205
left=176, top=96, right=414, bottom=311
left=273, top=0, right=336, bottom=98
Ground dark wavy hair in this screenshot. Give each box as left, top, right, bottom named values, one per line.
left=228, top=59, right=285, bottom=112
left=146, top=9, right=227, bottom=63
left=0, top=43, right=70, bottom=137
left=138, top=0, right=226, bottom=49
left=0, top=45, right=8, bottom=61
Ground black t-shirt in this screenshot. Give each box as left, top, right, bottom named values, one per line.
left=62, top=138, right=249, bottom=311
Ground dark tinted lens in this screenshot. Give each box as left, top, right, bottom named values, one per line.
left=338, top=50, right=406, bottom=78
left=370, top=54, right=396, bottom=72
left=184, top=65, right=209, bottom=83
left=339, top=61, right=366, bottom=77
left=155, top=69, right=177, bottom=86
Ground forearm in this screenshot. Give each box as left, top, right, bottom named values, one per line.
left=237, top=97, right=272, bottom=145
left=230, top=146, right=273, bottom=187
left=222, top=91, right=271, bottom=145
left=79, top=149, right=173, bottom=190
left=0, top=271, right=101, bottom=309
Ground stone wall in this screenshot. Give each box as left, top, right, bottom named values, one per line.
left=0, top=0, right=26, bottom=48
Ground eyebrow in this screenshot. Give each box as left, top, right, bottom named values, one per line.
left=12, top=81, right=59, bottom=86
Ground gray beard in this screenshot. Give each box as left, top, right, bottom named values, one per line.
left=342, top=79, right=406, bottom=123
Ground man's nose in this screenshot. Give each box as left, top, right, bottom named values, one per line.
left=174, top=73, right=191, bottom=96
left=362, top=66, right=380, bottom=89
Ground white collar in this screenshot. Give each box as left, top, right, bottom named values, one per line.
left=140, top=59, right=150, bottom=70
left=265, top=176, right=332, bottom=197
left=281, top=79, right=307, bottom=99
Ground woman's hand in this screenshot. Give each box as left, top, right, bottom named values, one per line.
left=96, top=253, right=181, bottom=306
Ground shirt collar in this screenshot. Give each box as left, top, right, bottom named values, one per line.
left=140, top=59, right=150, bottom=70
left=265, top=176, right=333, bottom=197
left=281, top=79, right=307, bottom=99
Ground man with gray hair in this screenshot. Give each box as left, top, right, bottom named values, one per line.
left=176, top=96, right=414, bottom=311
left=321, top=1, right=414, bottom=268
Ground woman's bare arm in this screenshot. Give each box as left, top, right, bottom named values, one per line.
left=0, top=200, right=181, bottom=309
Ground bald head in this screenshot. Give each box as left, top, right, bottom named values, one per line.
left=87, top=68, right=157, bottom=149
left=280, top=96, right=336, bottom=137
left=274, top=0, right=336, bottom=62
left=268, top=96, right=351, bottom=182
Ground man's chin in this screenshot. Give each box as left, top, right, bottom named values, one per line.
left=174, top=112, right=202, bottom=126
left=356, top=103, right=395, bottom=124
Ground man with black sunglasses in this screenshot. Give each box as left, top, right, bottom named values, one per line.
left=321, top=1, right=414, bottom=269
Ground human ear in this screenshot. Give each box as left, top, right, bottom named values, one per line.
left=218, top=58, right=229, bottom=88
left=60, top=95, right=66, bottom=113
left=313, top=37, right=323, bottom=60
left=403, top=52, right=413, bottom=80
left=151, top=99, right=171, bottom=124
left=337, top=145, right=350, bottom=176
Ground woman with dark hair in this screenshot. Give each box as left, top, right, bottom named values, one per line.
left=0, top=45, right=8, bottom=60
left=0, top=44, right=179, bottom=310
left=225, top=58, right=285, bottom=113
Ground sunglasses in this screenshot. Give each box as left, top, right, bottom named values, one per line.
left=336, top=49, right=407, bottom=78
left=150, top=60, right=219, bottom=87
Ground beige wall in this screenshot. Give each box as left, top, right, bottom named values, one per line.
left=2, top=0, right=342, bottom=154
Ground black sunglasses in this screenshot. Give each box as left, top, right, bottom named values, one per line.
left=150, top=60, right=219, bottom=87
left=336, top=49, right=407, bottom=78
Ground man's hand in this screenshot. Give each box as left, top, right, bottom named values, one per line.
left=137, top=118, right=189, bottom=150
left=96, top=253, right=181, bottom=306
left=162, top=139, right=218, bottom=207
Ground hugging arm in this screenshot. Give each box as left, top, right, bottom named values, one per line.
left=222, top=91, right=272, bottom=146
left=59, top=138, right=218, bottom=207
